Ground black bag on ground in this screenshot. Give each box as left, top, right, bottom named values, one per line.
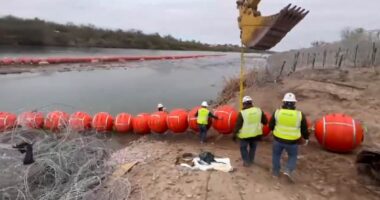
left=199, top=152, right=217, bottom=164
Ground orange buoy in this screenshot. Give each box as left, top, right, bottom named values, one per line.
left=212, top=105, right=238, bottom=135
left=167, top=109, right=188, bottom=133
left=262, top=112, right=272, bottom=137
left=44, top=111, right=69, bottom=131
left=315, top=114, right=364, bottom=153
left=133, top=113, right=151, bottom=135
left=188, top=106, right=211, bottom=132
left=69, top=112, right=92, bottom=132
left=149, top=112, right=168, bottom=134
left=17, top=112, right=44, bottom=129
left=115, top=113, right=133, bottom=133
left=0, top=112, right=17, bottom=132
left=92, top=112, right=114, bottom=132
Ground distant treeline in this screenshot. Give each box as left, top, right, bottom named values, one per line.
left=0, top=15, right=243, bottom=52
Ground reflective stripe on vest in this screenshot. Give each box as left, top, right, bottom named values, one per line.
left=273, top=109, right=302, bottom=141
left=238, top=107, right=263, bottom=139
left=197, top=108, right=210, bottom=125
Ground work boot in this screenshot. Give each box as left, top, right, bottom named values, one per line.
left=283, top=171, right=295, bottom=183
left=243, top=161, right=251, bottom=167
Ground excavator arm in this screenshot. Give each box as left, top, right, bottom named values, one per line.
left=237, top=0, right=309, bottom=50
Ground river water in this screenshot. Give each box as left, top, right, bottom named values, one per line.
left=0, top=47, right=267, bottom=115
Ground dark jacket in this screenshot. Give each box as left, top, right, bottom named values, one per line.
left=233, top=106, right=268, bottom=141
left=269, top=106, right=309, bottom=144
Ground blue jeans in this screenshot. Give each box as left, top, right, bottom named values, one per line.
left=272, top=140, right=298, bottom=176
left=199, top=125, right=208, bottom=143
left=240, top=139, right=258, bottom=164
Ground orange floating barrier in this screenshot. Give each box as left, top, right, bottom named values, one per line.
left=212, top=105, right=238, bottom=135
left=133, top=113, right=151, bottom=135
left=262, top=112, right=272, bottom=137
left=17, top=112, right=44, bottom=129
left=44, top=111, right=69, bottom=132
left=69, top=112, right=92, bottom=132
left=0, top=112, right=17, bottom=132
left=92, top=112, right=114, bottom=132
left=188, top=106, right=211, bottom=132
left=149, top=112, right=168, bottom=134
left=115, top=113, right=133, bottom=133
left=315, top=114, right=364, bottom=153
left=167, top=109, right=188, bottom=133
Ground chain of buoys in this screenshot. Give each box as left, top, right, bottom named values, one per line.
left=0, top=107, right=365, bottom=153
left=0, top=55, right=223, bottom=66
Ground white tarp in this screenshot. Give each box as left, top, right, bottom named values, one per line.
left=180, top=157, right=233, bottom=172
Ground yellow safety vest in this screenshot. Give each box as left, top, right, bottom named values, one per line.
left=273, top=109, right=302, bottom=141
left=238, top=107, right=263, bottom=139
left=197, top=108, right=210, bottom=125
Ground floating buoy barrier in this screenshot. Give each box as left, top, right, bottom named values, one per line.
left=92, top=112, right=114, bottom=132
left=0, top=54, right=223, bottom=66
left=114, top=113, right=133, bottom=133
left=44, top=111, right=69, bottom=132
left=314, top=114, right=364, bottom=153
left=262, top=112, right=272, bottom=137
left=69, top=112, right=92, bottom=132
left=0, top=112, right=17, bottom=132
left=133, top=113, right=151, bottom=135
left=212, top=105, right=238, bottom=135
left=17, top=111, right=44, bottom=129
left=148, top=112, right=168, bottom=134
left=167, top=109, right=189, bottom=133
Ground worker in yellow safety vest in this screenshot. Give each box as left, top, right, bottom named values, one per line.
left=269, top=93, right=309, bottom=182
left=195, top=101, right=218, bottom=144
left=232, top=96, right=268, bottom=167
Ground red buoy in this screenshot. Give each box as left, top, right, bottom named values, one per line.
left=167, top=109, right=188, bottom=133
left=69, top=112, right=92, bottom=132
left=44, top=111, right=69, bottom=132
left=188, top=106, right=212, bottom=132
left=315, top=114, right=364, bottom=153
left=92, top=112, right=114, bottom=132
left=17, top=112, right=44, bottom=129
left=115, top=113, right=133, bottom=133
left=212, top=105, right=238, bottom=135
left=149, top=112, right=168, bottom=134
left=133, top=113, right=151, bottom=135
left=0, top=112, right=17, bottom=132
left=262, top=112, right=272, bottom=137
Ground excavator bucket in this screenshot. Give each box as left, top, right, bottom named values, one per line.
left=238, top=1, right=309, bottom=50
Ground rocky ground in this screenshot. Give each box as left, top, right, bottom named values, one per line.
left=106, top=67, right=380, bottom=200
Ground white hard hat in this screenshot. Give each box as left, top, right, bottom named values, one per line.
left=157, top=103, right=164, bottom=108
left=283, top=93, right=297, bottom=102
left=242, top=96, right=253, bottom=103
left=201, top=101, right=209, bottom=107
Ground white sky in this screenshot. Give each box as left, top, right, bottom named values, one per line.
left=1, top=0, right=379, bottom=51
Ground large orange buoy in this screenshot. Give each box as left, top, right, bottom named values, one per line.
left=0, top=112, right=17, bottom=132
left=149, top=112, right=168, bottom=134
left=92, top=112, right=114, bottom=132
left=315, top=114, right=364, bottom=153
left=167, top=109, right=188, bottom=133
left=114, top=113, right=133, bottom=133
left=262, top=112, right=272, bottom=137
left=188, top=106, right=211, bottom=132
left=212, top=105, right=238, bottom=135
left=133, top=113, right=151, bottom=135
left=44, top=111, right=69, bottom=131
left=17, top=112, right=44, bottom=129
left=69, top=112, right=92, bottom=132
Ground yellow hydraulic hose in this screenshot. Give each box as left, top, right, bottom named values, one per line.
left=239, top=45, right=246, bottom=111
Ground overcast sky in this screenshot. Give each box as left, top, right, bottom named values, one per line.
left=1, top=0, right=379, bottom=51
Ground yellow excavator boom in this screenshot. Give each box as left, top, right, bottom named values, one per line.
left=237, top=0, right=309, bottom=50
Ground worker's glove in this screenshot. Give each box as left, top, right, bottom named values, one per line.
left=232, top=135, right=237, bottom=142
left=304, top=139, right=309, bottom=146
